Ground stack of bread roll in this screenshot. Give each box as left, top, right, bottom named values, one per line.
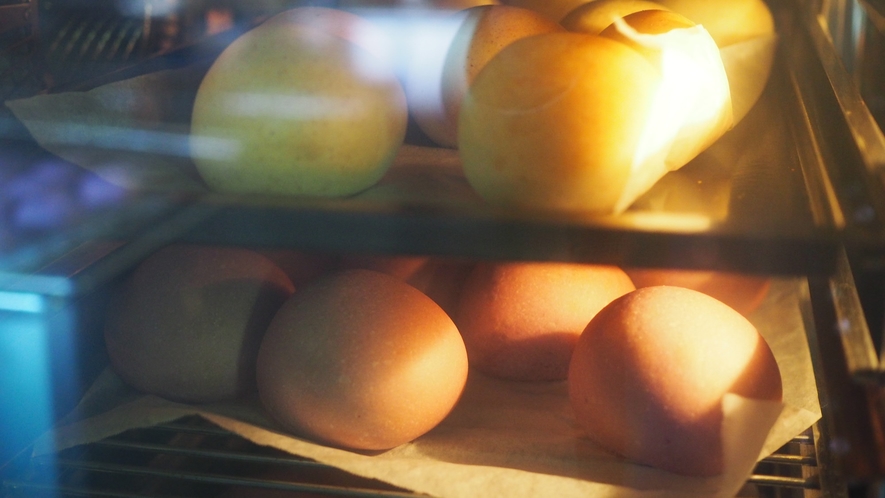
left=105, top=242, right=782, bottom=478
left=188, top=0, right=776, bottom=215
left=455, top=2, right=734, bottom=213
left=106, top=0, right=785, bottom=481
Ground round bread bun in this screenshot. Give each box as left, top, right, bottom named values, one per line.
left=625, top=267, right=771, bottom=316
left=412, top=5, right=562, bottom=147
left=568, top=286, right=783, bottom=476
left=190, top=13, right=407, bottom=197
left=104, top=245, right=295, bottom=403
left=439, top=5, right=562, bottom=147
left=455, top=262, right=635, bottom=381
left=651, top=0, right=775, bottom=47
left=560, top=0, right=666, bottom=35
left=597, top=7, right=733, bottom=180
left=458, top=32, right=663, bottom=213
left=256, top=269, right=468, bottom=451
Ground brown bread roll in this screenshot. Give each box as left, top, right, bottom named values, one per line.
left=568, top=285, right=782, bottom=476
left=456, top=261, right=635, bottom=381
left=104, top=244, right=295, bottom=403
left=256, top=269, right=468, bottom=451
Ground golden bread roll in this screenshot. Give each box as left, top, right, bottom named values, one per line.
left=651, top=0, right=777, bottom=124
left=190, top=9, right=407, bottom=197
left=568, top=286, right=783, bottom=476
left=458, top=32, right=663, bottom=213
left=256, top=269, right=468, bottom=451
left=104, top=245, right=295, bottom=403
left=597, top=8, right=733, bottom=175
left=456, top=262, right=635, bottom=381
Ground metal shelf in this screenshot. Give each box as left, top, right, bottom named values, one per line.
left=1, top=417, right=829, bottom=498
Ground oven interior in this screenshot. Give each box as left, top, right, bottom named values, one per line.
left=2, top=0, right=885, bottom=496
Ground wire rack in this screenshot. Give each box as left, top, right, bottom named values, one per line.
left=0, top=0, right=43, bottom=101
left=0, top=0, right=206, bottom=99
left=1, top=416, right=824, bottom=498
left=40, top=10, right=148, bottom=90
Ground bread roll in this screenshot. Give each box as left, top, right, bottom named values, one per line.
left=456, top=262, right=635, bottom=381
left=568, top=286, right=782, bottom=476
left=256, top=269, right=468, bottom=451
left=104, top=245, right=295, bottom=403
left=442, top=5, right=563, bottom=147
left=598, top=8, right=733, bottom=174
left=190, top=10, right=407, bottom=197
left=650, top=0, right=777, bottom=124
left=458, top=32, right=663, bottom=213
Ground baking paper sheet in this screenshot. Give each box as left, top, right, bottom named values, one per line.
left=34, top=279, right=820, bottom=498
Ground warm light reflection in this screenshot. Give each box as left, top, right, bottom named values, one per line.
left=0, top=291, right=44, bottom=313
left=613, top=18, right=733, bottom=213
left=351, top=8, right=467, bottom=119
left=205, top=7, right=235, bottom=35
left=615, top=211, right=714, bottom=231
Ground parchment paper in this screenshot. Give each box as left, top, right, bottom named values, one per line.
left=5, top=63, right=211, bottom=192
left=34, top=278, right=820, bottom=498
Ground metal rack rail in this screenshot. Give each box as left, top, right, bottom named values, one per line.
left=1, top=416, right=830, bottom=498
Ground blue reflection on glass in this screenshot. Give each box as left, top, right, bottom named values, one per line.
left=0, top=154, right=132, bottom=233
left=0, top=293, right=59, bottom=494
left=0, top=291, right=44, bottom=313
left=78, top=171, right=129, bottom=209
